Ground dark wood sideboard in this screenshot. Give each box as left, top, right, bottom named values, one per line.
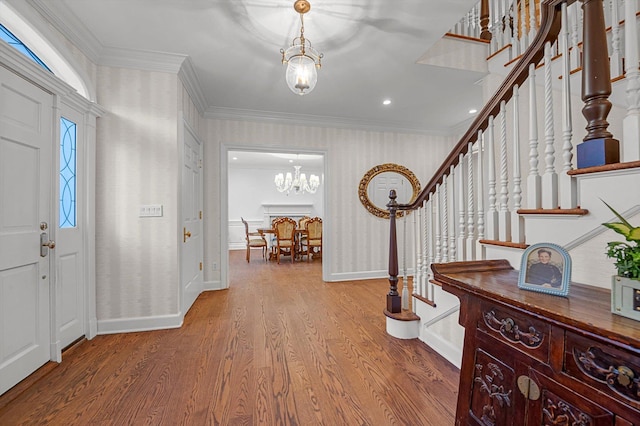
left=432, top=259, right=640, bottom=425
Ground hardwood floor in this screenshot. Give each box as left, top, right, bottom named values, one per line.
left=0, top=251, right=459, bottom=425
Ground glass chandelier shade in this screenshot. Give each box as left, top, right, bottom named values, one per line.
left=280, top=0, right=323, bottom=96
left=274, top=165, right=320, bottom=195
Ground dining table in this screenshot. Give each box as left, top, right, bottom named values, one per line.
left=257, top=227, right=308, bottom=261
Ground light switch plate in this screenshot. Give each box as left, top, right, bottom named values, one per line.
left=139, top=204, right=163, bottom=217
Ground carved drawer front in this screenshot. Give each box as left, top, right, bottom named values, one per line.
left=565, top=331, right=640, bottom=410
left=477, top=302, right=550, bottom=363
left=526, top=368, right=614, bottom=425
left=469, top=348, right=516, bottom=425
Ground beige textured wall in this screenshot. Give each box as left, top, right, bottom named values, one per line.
left=204, top=119, right=456, bottom=282
left=95, top=67, right=180, bottom=319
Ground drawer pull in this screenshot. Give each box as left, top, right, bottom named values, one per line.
left=517, top=375, right=540, bottom=400
left=574, top=346, right=640, bottom=402
left=483, top=310, right=543, bottom=348
left=617, top=366, right=634, bottom=387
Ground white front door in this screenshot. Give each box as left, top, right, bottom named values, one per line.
left=181, top=125, right=203, bottom=314
left=0, top=66, right=54, bottom=395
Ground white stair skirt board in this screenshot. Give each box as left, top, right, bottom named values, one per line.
left=386, top=317, right=420, bottom=339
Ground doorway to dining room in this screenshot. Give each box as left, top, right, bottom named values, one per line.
left=225, top=148, right=325, bottom=281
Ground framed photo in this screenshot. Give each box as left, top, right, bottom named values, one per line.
left=518, top=243, right=571, bottom=297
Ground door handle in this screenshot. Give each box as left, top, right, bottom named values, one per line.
left=183, top=227, right=191, bottom=242
left=40, top=232, right=55, bottom=257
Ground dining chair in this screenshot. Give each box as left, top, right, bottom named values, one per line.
left=241, top=217, right=267, bottom=262
left=301, top=217, right=322, bottom=262
left=273, top=217, right=297, bottom=264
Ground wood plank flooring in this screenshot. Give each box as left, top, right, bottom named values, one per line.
left=0, top=251, right=459, bottom=425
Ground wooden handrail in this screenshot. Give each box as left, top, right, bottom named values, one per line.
left=398, top=0, right=573, bottom=212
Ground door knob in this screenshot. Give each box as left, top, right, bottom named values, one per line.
left=183, top=227, right=192, bottom=242
left=40, top=232, right=55, bottom=257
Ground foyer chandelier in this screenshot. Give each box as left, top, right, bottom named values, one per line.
left=274, top=165, right=320, bottom=195
left=280, top=0, right=323, bottom=95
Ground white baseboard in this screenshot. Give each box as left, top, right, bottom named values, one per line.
left=326, top=270, right=387, bottom=281
left=204, top=280, right=225, bottom=291
left=419, top=327, right=463, bottom=369
left=97, top=313, right=183, bottom=335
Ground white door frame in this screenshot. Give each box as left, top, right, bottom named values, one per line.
left=0, top=43, right=100, bottom=366
left=219, top=143, right=329, bottom=287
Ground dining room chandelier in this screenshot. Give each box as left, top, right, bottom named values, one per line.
left=274, top=165, right=320, bottom=195
left=280, top=0, right=323, bottom=96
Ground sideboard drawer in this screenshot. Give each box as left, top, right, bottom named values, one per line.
left=564, top=331, right=640, bottom=410
left=476, top=301, right=551, bottom=364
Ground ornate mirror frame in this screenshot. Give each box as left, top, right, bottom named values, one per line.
left=358, top=163, right=421, bottom=219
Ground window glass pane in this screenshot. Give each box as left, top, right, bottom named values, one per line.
left=60, top=117, right=77, bottom=228
left=0, top=23, right=51, bottom=72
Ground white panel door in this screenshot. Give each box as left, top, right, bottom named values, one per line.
left=0, top=66, right=53, bottom=395
left=181, top=126, right=203, bottom=314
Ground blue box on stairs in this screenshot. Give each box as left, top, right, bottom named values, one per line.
left=576, top=138, right=620, bottom=168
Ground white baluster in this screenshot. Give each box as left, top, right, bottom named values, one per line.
left=610, top=0, right=623, bottom=77
left=490, top=0, right=500, bottom=54
left=466, top=142, right=477, bottom=258
left=502, top=0, right=511, bottom=52
left=476, top=130, right=486, bottom=259
left=486, top=115, right=499, bottom=239
left=542, top=41, right=559, bottom=209
left=402, top=215, right=409, bottom=310
left=624, top=0, right=640, bottom=161
left=414, top=205, right=422, bottom=301
left=570, top=2, right=581, bottom=70
left=560, top=2, right=577, bottom=209
left=457, top=154, right=467, bottom=260
left=434, top=184, right=441, bottom=264
left=519, top=0, right=528, bottom=52
left=441, top=176, right=449, bottom=263
left=512, top=0, right=521, bottom=57
left=511, top=85, right=525, bottom=243
left=529, top=0, right=538, bottom=43
left=424, top=196, right=432, bottom=301
left=528, top=63, right=542, bottom=209
left=499, top=101, right=512, bottom=241
left=449, top=165, right=456, bottom=262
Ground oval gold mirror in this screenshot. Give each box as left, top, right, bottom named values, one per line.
left=358, top=163, right=421, bottom=219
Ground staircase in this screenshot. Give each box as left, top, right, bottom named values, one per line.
left=384, top=0, right=640, bottom=369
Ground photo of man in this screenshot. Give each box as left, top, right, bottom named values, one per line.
left=526, top=248, right=563, bottom=287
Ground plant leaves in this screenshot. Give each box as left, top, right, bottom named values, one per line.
left=602, top=199, right=633, bottom=228
left=603, top=222, right=634, bottom=238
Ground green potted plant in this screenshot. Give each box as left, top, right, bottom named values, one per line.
left=602, top=201, right=640, bottom=279
left=602, top=201, right=640, bottom=320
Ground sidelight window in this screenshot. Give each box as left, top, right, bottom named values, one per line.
left=60, top=117, right=77, bottom=228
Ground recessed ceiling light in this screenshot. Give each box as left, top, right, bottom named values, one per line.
left=288, top=159, right=294, bottom=163
left=469, top=109, right=477, bottom=114
left=383, top=99, right=391, bottom=105
left=232, top=157, right=238, bottom=160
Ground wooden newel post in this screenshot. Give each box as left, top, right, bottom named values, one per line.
left=577, top=0, right=620, bottom=168
left=480, top=0, right=491, bottom=41
left=387, top=190, right=402, bottom=313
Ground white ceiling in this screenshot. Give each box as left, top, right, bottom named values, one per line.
left=28, top=0, right=485, bottom=134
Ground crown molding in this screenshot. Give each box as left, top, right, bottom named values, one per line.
left=26, top=0, right=102, bottom=63
left=99, top=46, right=187, bottom=73
left=205, top=106, right=453, bottom=136
left=178, top=57, right=206, bottom=115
